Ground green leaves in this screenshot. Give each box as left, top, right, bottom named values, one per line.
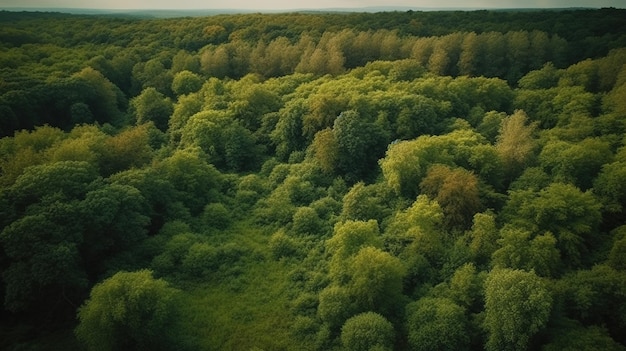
left=172, top=70, right=203, bottom=96
left=333, top=110, right=388, bottom=182
left=539, top=138, right=613, bottom=190
left=380, top=130, right=485, bottom=198
left=495, top=110, right=538, bottom=182
left=420, top=164, right=483, bottom=229
left=327, top=220, right=382, bottom=266
left=341, top=312, right=395, bottom=351
left=9, top=161, right=98, bottom=207
left=131, top=87, right=173, bottom=132
left=556, top=265, right=626, bottom=337
left=1, top=159, right=152, bottom=314
left=1, top=214, right=86, bottom=312
left=406, top=297, right=470, bottom=351
left=75, top=270, right=181, bottom=351
left=347, top=247, right=405, bottom=312
left=503, top=183, right=602, bottom=268
left=491, top=228, right=560, bottom=277
left=484, top=269, right=552, bottom=351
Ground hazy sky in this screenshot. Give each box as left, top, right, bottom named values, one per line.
left=1, top=0, right=624, bottom=10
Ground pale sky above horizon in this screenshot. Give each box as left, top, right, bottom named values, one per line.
left=1, top=0, right=625, bottom=10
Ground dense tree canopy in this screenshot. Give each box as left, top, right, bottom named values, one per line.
left=1, top=7, right=625, bottom=351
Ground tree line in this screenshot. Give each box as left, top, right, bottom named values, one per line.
left=1, top=8, right=625, bottom=136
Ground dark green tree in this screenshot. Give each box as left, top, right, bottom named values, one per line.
left=131, top=87, right=174, bottom=132
left=333, top=110, right=388, bottom=182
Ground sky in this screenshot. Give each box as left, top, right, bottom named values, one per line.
left=0, top=0, right=624, bottom=10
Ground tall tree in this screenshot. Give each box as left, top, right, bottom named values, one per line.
left=495, top=110, right=538, bottom=184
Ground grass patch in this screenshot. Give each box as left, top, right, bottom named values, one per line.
left=176, top=221, right=314, bottom=350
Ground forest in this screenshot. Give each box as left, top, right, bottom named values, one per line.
left=1, top=7, right=626, bottom=351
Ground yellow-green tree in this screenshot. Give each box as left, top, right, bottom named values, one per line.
left=341, top=312, right=395, bottom=351
left=406, top=297, right=470, bottom=351
left=75, top=270, right=181, bottom=351
left=495, top=110, right=538, bottom=183
left=484, top=268, right=552, bottom=351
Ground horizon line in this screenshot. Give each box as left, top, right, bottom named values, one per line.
left=0, top=5, right=615, bottom=12
left=0, top=6, right=618, bottom=18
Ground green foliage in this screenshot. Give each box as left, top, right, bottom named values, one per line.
left=468, top=211, right=499, bottom=267
left=333, top=110, right=388, bottom=182
left=448, top=263, right=485, bottom=311
left=347, top=247, right=406, bottom=314
left=384, top=195, right=444, bottom=260
left=340, top=312, right=395, bottom=351
left=2, top=163, right=96, bottom=306
left=406, top=297, right=470, bottom=351
left=172, top=70, right=203, bottom=96
left=484, top=268, right=552, bottom=351
left=155, top=148, right=223, bottom=215
left=491, top=227, right=560, bottom=277
left=1, top=213, right=86, bottom=312
left=608, top=226, right=626, bottom=270
left=477, top=111, right=505, bottom=142
left=543, top=324, right=626, bottom=351
left=327, top=220, right=382, bottom=280
left=81, top=182, right=150, bottom=251
left=269, top=230, right=300, bottom=260
left=594, top=151, right=626, bottom=214
left=518, top=62, right=561, bottom=89
left=98, top=124, right=156, bottom=176
left=202, top=202, right=232, bottom=230
left=380, top=129, right=486, bottom=198
left=131, top=87, right=174, bottom=132
left=75, top=270, right=181, bottom=351
left=556, top=265, right=626, bottom=342
left=311, top=128, right=338, bottom=174
left=340, top=182, right=394, bottom=224
left=151, top=232, right=205, bottom=276
left=318, top=285, right=358, bottom=329
left=539, top=138, right=613, bottom=190
left=291, top=206, right=324, bottom=236
left=1, top=9, right=626, bottom=350
left=495, top=109, right=538, bottom=182
left=420, top=164, right=483, bottom=229
left=503, top=183, right=603, bottom=268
